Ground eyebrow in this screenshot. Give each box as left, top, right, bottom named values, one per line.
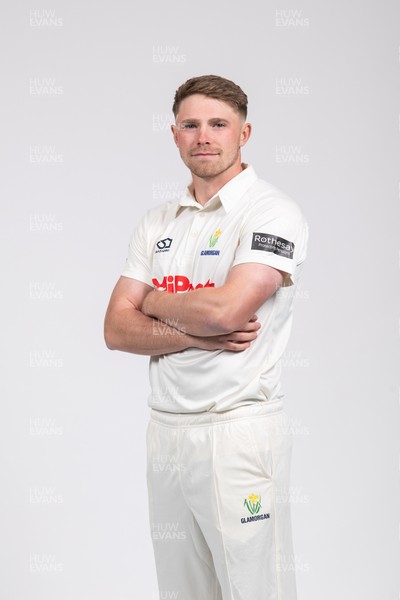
left=179, top=118, right=230, bottom=124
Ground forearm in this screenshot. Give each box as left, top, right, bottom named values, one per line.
left=142, top=264, right=284, bottom=337
left=142, top=287, right=235, bottom=336
left=104, top=306, right=198, bottom=356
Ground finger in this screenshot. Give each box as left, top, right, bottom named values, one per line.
left=223, top=341, right=251, bottom=352
left=226, top=331, right=258, bottom=343
left=244, top=321, right=261, bottom=331
left=233, top=321, right=261, bottom=334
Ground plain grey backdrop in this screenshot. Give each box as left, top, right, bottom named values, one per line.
left=1, top=0, right=399, bottom=598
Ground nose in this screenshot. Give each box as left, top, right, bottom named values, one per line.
left=197, top=125, right=210, bottom=145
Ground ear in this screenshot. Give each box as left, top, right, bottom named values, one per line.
left=171, top=124, right=179, bottom=146
left=239, top=122, right=252, bottom=147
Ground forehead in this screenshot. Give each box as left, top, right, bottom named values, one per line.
left=175, top=94, right=240, bottom=121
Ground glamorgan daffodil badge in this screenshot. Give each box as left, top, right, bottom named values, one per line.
left=209, top=228, right=222, bottom=248
left=244, top=493, right=262, bottom=515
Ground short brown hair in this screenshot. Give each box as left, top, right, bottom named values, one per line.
left=172, top=75, right=248, bottom=119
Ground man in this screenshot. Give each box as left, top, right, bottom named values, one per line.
left=104, top=74, right=308, bottom=600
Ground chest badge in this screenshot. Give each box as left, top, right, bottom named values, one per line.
left=155, top=237, right=173, bottom=253
left=200, top=228, right=222, bottom=256
left=209, top=228, right=222, bottom=248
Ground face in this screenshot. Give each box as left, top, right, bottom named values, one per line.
left=171, top=94, right=251, bottom=180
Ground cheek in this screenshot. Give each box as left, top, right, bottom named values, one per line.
left=175, top=134, right=193, bottom=150
left=224, top=133, right=241, bottom=152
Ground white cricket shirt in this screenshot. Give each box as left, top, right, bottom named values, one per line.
left=122, top=165, right=308, bottom=413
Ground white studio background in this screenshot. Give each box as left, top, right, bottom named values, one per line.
left=1, top=1, right=399, bottom=599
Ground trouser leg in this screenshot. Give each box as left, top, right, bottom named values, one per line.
left=146, top=419, right=222, bottom=600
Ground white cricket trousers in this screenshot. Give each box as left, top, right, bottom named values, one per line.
left=146, top=400, right=297, bottom=600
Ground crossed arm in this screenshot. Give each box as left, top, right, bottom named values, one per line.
left=104, top=262, right=284, bottom=356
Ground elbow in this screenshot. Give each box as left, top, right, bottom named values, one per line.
left=104, top=320, right=119, bottom=351
left=104, top=333, right=116, bottom=351
left=104, top=337, right=116, bottom=351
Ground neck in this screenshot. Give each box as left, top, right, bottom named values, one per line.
left=191, top=160, right=245, bottom=206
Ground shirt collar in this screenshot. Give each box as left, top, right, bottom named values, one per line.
left=177, top=164, right=258, bottom=214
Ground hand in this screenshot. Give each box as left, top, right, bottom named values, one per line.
left=189, top=315, right=261, bottom=352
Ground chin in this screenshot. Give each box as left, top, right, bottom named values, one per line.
left=192, top=167, right=224, bottom=178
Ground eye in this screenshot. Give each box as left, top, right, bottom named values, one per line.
left=213, top=122, right=226, bottom=128
left=180, top=123, right=197, bottom=129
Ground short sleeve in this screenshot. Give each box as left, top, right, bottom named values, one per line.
left=121, top=213, right=153, bottom=286
left=232, top=195, right=308, bottom=286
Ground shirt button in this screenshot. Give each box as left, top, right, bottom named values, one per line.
left=199, top=213, right=205, bottom=218
left=192, top=231, right=198, bottom=237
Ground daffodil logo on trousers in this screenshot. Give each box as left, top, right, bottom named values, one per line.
left=241, top=494, right=270, bottom=524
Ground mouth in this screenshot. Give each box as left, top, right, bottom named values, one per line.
left=191, top=152, right=219, bottom=157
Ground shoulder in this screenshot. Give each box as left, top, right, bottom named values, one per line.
left=246, top=177, right=306, bottom=223
left=135, top=200, right=180, bottom=232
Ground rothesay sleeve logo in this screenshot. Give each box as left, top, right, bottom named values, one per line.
left=251, top=232, right=294, bottom=259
